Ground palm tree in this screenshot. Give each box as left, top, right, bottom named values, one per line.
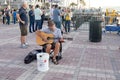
left=77, top=0, right=86, bottom=7
left=69, top=2, right=77, bottom=8
left=44, top=3, right=50, bottom=9
left=80, top=0, right=86, bottom=6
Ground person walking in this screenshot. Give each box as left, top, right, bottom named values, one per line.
left=34, top=5, right=42, bottom=31
left=29, top=5, right=35, bottom=33
left=17, top=1, right=29, bottom=48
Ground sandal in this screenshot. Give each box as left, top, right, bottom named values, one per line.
left=52, top=58, right=59, bottom=65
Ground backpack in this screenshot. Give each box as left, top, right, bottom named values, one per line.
left=24, top=49, right=42, bottom=64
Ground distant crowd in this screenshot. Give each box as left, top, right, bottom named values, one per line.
left=1, top=8, right=17, bottom=25
left=1, top=4, right=73, bottom=34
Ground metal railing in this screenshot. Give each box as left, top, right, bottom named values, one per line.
left=71, top=13, right=93, bottom=30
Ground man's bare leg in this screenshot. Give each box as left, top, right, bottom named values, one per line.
left=21, top=36, right=26, bottom=44
left=46, top=44, right=51, bottom=54
left=20, top=36, right=28, bottom=48
left=53, top=42, right=60, bottom=59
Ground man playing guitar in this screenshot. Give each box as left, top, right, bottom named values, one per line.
left=36, top=20, right=64, bottom=65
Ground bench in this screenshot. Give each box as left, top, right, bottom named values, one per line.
left=105, top=25, right=120, bottom=33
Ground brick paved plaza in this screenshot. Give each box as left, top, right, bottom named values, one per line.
left=0, top=22, right=120, bottom=80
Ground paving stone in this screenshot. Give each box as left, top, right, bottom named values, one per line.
left=0, top=23, right=120, bottom=80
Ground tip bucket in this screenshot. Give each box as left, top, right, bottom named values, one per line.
left=37, top=53, right=49, bottom=72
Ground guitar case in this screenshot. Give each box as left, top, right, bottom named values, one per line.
left=24, top=49, right=42, bottom=64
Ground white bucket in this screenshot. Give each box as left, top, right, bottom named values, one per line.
left=37, top=53, right=49, bottom=72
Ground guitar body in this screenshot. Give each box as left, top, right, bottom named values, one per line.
left=36, top=31, right=73, bottom=46
left=36, top=32, right=54, bottom=45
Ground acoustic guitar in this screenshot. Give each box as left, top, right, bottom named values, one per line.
left=36, top=31, right=73, bottom=45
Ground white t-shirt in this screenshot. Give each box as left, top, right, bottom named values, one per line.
left=50, top=8, right=54, bottom=20
left=34, top=8, right=42, bottom=20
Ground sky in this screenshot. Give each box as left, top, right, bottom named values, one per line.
left=70, top=0, right=120, bottom=8
left=86, top=0, right=120, bottom=8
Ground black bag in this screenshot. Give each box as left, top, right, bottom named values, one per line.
left=24, top=49, right=42, bottom=64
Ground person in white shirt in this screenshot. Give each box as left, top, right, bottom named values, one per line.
left=34, top=5, right=42, bottom=31
left=50, top=5, right=54, bottom=20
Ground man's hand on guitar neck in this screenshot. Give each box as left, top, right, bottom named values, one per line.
left=59, top=38, right=64, bottom=43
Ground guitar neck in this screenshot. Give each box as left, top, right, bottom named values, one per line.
left=48, top=37, right=73, bottom=40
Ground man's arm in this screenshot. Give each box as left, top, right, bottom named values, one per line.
left=17, top=13, right=25, bottom=24
left=36, top=30, right=48, bottom=42
left=39, top=9, right=43, bottom=16
left=36, top=30, right=42, bottom=36
left=58, top=30, right=64, bottom=42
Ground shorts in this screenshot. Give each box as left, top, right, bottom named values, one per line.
left=20, top=24, right=28, bottom=36
left=43, top=43, right=56, bottom=50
